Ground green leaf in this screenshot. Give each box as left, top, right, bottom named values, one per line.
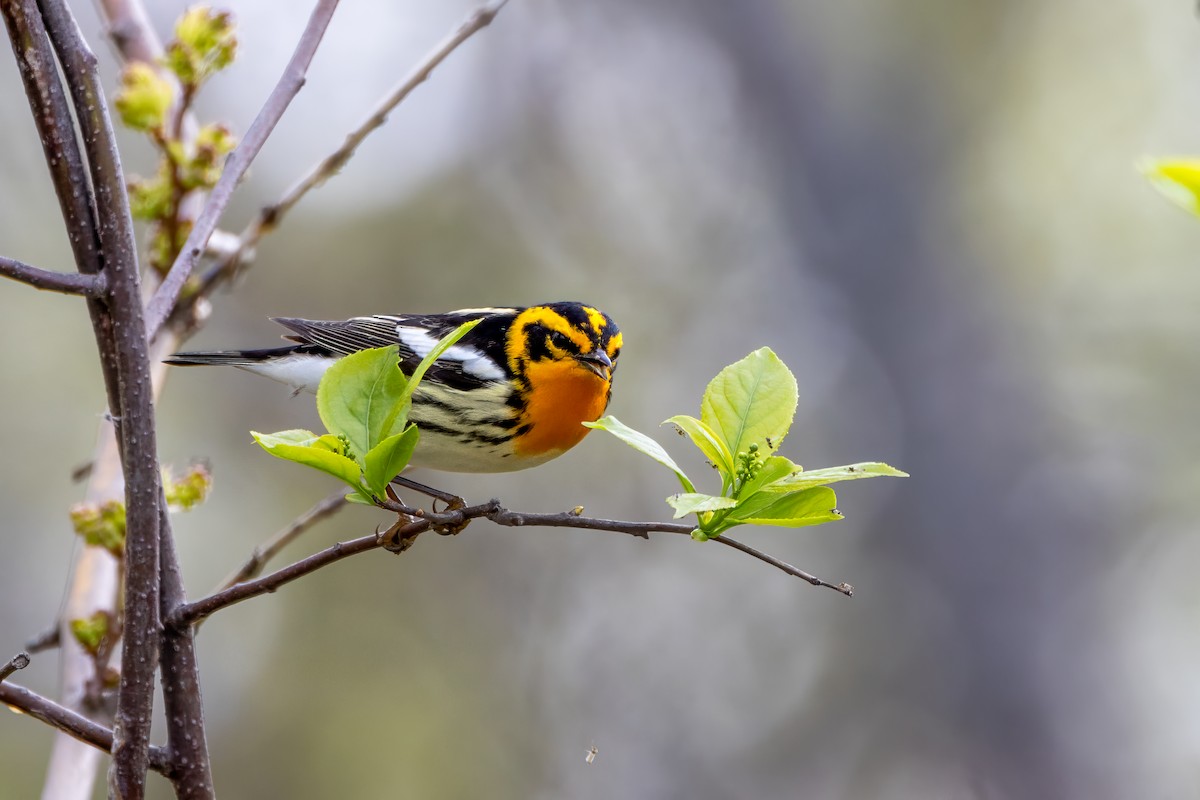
left=583, top=415, right=695, bottom=493
left=315, top=321, right=480, bottom=468
left=1141, top=158, right=1200, bottom=217
left=665, top=492, right=739, bottom=519
left=727, top=486, right=842, bottom=528
left=764, top=462, right=908, bottom=493
left=316, top=346, right=408, bottom=460
left=363, top=425, right=420, bottom=496
left=251, top=430, right=368, bottom=500
left=700, top=347, right=798, bottom=461
left=391, top=318, right=482, bottom=432
left=663, top=414, right=735, bottom=477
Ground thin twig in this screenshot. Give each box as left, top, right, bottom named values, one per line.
left=170, top=497, right=851, bottom=630
left=215, top=490, right=347, bottom=593
left=25, top=625, right=60, bottom=654
left=0, top=652, right=30, bottom=683
left=170, top=532, right=387, bottom=628
left=485, top=507, right=692, bottom=539
left=185, top=0, right=509, bottom=309
left=144, top=0, right=341, bottom=339
left=711, top=536, right=854, bottom=596
left=0, top=256, right=105, bottom=296
left=0, top=682, right=171, bottom=775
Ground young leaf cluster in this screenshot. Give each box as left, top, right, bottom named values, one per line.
left=252, top=320, right=480, bottom=503
left=586, top=347, right=906, bottom=541
left=115, top=5, right=239, bottom=272
left=67, top=465, right=213, bottom=560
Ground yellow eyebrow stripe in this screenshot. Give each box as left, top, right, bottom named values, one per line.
left=582, top=306, right=608, bottom=342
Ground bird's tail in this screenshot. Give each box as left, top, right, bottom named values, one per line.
left=164, top=345, right=306, bottom=366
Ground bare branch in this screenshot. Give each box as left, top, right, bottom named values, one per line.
left=0, top=0, right=122, bottom=420
left=0, top=256, right=105, bottom=296
left=92, top=0, right=164, bottom=64
left=186, top=0, right=510, bottom=310
left=144, top=0, right=342, bottom=338
left=170, top=531, right=386, bottom=628
left=36, top=0, right=167, bottom=792
left=0, top=681, right=171, bottom=775
left=154, top=505, right=213, bottom=799
left=710, top=536, right=854, bottom=595
left=485, top=507, right=689, bottom=539
left=0, top=652, right=30, bottom=683
left=215, top=490, right=347, bottom=593
left=26, top=626, right=60, bottom=654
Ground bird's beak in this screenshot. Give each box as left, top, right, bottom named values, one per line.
left=576, top=348, right=613, bottom=381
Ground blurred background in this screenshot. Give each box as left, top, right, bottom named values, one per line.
left=2, top=0, right=1198, bottom=797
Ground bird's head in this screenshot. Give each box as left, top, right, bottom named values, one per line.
left=506, top=302, right=622, bottom=387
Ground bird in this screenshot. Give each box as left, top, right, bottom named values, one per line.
left=166, top=302, right=622, bottom=473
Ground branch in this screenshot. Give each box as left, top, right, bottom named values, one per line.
left=144, top=0, right=341, bottom=339
left=0, top=256, right=105, bottom=296
left=214, top=490, right=347, bottom=593
left=92, top=0, right=164, bottom=64
left=484, top=507, right=853, bottom=593
left=169, top=497, right=851, bottom=630
left=710, top=536, right=854, bottom=595
left=0, top=682, right=171, bottom=775
left=26, top=626, right=59, bottom=654
left=0, top=652, right=30, bottom=683
left=184, top=0, right=509, bottom=313
left=154, top=505, right=213, bottom=799
left=170, top=531, right=385, bottom=628
left=0, top=0, right=122, bottom=417
left=37, top=1, right=167, bottom=793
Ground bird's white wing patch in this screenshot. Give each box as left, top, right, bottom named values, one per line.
left=394, top=326, right=505, bottom=381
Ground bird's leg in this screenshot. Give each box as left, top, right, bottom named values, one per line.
left=389, top=475, right=465, bottom=509
left=389, top=475, right=469, bottom=535
left=377, top=484, right=422, bottom=553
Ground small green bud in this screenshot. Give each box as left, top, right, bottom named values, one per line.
left=127, top=166, right=174, bottom=220
left=149, top=219, right=192, bottom=273
left=69, top=501, right=126, bottom=557
left=70, top=612, right=113, bottom=656
left=178, top=123, right=236, bottom=190
left=166, top=6, right=237, bottom=86
left=114, top=62, right=174, bottom=132
left=164, top=463, right=213, bottom=511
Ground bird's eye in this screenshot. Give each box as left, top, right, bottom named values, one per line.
left=548, top=330, right=572, bottom=350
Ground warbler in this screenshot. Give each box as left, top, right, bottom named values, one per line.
left=167, top=302, right=621, bottom=473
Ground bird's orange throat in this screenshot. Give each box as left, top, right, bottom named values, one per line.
left=514, top=360, right=611, bottom=457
